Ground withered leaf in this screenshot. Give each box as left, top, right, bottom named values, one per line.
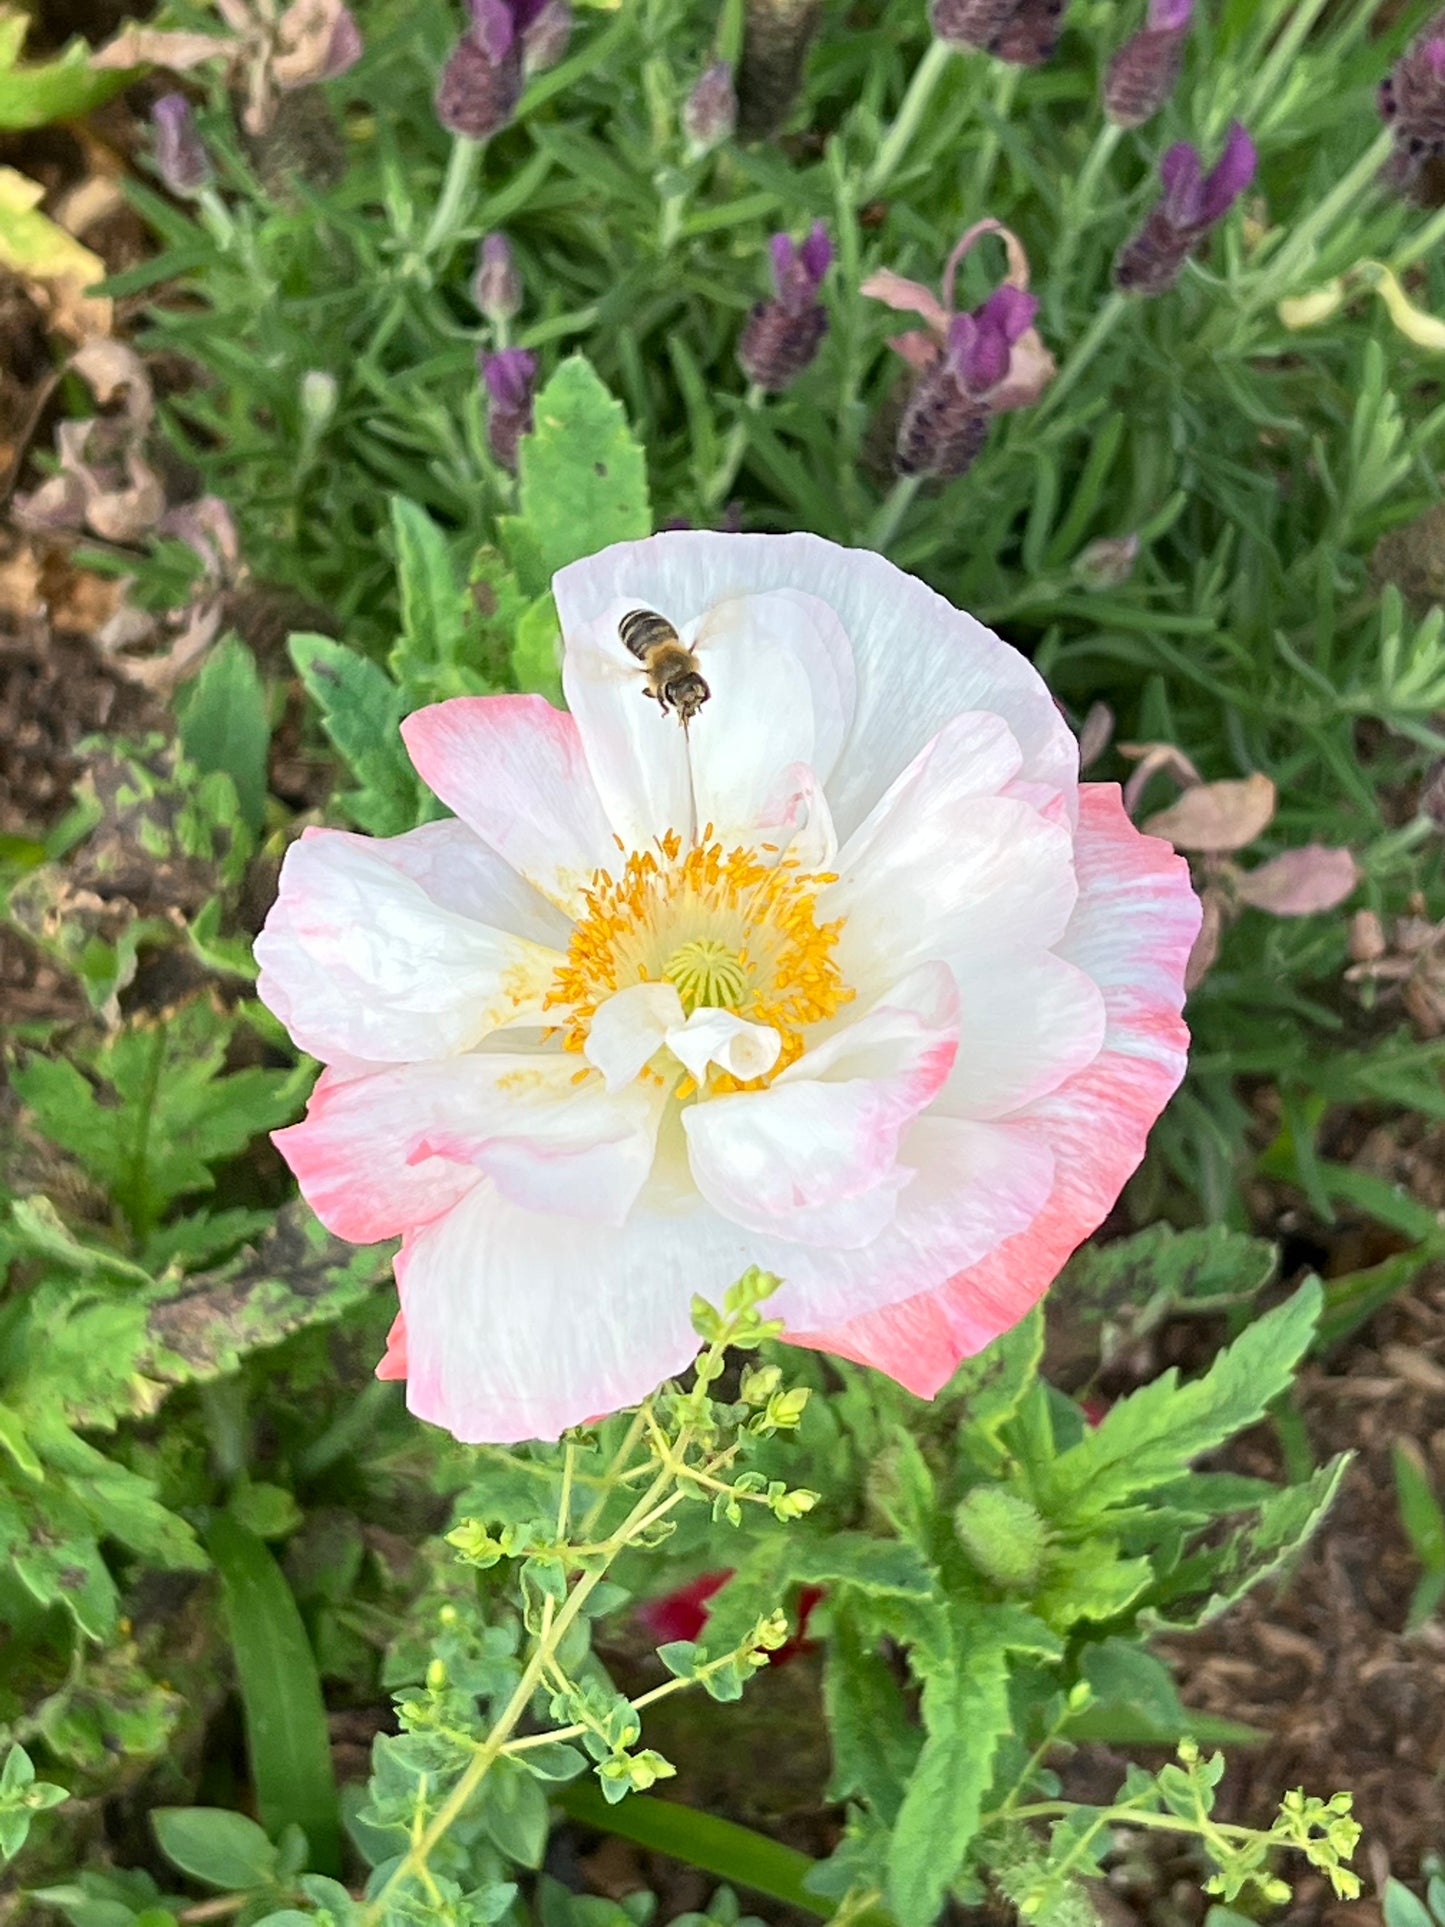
left=1144, top=772, right=1277, bottom=852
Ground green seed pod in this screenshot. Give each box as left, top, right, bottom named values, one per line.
left=952, top=1485, right=1050, bottom=1591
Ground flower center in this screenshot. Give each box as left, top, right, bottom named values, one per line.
left=664, top=937, right=749, bottom=1014
left=545, top=830, right=853, bottom=1088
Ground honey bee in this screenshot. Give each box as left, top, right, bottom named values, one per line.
left=618, top=608, right=710, bottom=728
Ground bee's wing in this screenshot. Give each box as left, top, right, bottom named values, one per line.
left=571, top=599, right=653, bottom=683
left=685, top=593, right=751, bottom=658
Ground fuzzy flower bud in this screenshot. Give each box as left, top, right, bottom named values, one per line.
left=684, top=60, right=738, bottom=157
left=152, top=93, right=212, bottom=197
left=481, top=345, right=537, bottom=470
left=737, top=221, right=831, bottom=391
left=895, top=286, right=1038, bottom=479
left=1103, top=0, right=1194, bottom=127
left=737, top=0, right=821, bottom=140
left=931, top=0, right=1062, bottom=66
left=521, top=0, right=571, bottom=74
left=472, top=232, right=523, bottom=323
left=1114, top=121, right=1256, bottom=295
left=1380, top=16, right=1445, bottom=194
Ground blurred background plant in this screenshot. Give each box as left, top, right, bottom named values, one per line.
left=4, top=0, right=1445, bottom=1923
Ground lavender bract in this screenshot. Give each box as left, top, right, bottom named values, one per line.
left=152, top=93, right=212, bottom=197
left=1103, top=0, right=1194, bottom=128
left=435, top=0, right=568, bottom=141
left=896, top=287, right=1039, bottom=479
left=1114, top=122, right=1256, bottom=295
left=931, top=0, right=1062, bottom=66
left=737, top=0, right=821, bottom=139
left=737, top=223, right=831, bottom=392
left=481, top=346, right=537, bottom=469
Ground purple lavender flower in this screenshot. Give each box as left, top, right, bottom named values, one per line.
left=152, top=93, right=212, bottom=197
left=481, top=346, right=537, bottom=470
left=930, top=0, right=1062, bottom=66
left=435, top=0, right=562, bottom=140
left=684, top=60, right=737, bottom=157
left=1380, top=16, right=1445, bottom=195
left=1103, top=0, right=1193, bottom=128
left=737, top=222, right=831, bottom=391
left=895, top=287, right=1038, bottom=479
left=472, top=232, right=522, bottom=323
left=1113, top=122, right=1256, bottom=295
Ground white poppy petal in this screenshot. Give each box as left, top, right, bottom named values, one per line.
left=941, top=950, right=1107, bottom=1120
left=254, top=826, right=563, bottom=1064
left=585, top=980, right=684, bottom=1091
left=666, top=1007, right=782, bottom=1085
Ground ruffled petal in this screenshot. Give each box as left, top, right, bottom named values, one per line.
left=822, top=716, right=1076, bottom=993
left=666, top=1007, right=782, bottom=1085
left=552, top=531, right=1076, bottom=842
left=394, top=1184, right=720, bottom=1442
left=802, top=786, right=1198, bottom=1393
left=401, top=695, right=619, bottom=913
left=585, top=980, right=683, bottom=1091
left=944, top=950, right=1106, bottom=1121
left=273, top=1052, right=665, bottom=1239
left=681, top=962, right=957, bottom=1244
left=254, top=824, right=565, bottom=1064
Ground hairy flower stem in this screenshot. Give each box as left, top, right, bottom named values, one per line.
left=866, top=474, right=922, bottom=551
left=862, top=38, right=954, bottom=200
left=424, top=135, right=482, bottom=264
left=704, top=384, right=767, bottom=511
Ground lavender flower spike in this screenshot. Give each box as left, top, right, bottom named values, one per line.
left=1114, top=121, right=1256, bottom=296
left=737, top=221, right=831, bottom=391
left=152, top=94, right=212, bottom=197
left=435, top=0, right=558, bottom=140
left=481, top=346, right=537, bottom=470
left=930, top=0, right=1062, bottom=67
left=1380, top=18, right=1445, bottom=196
left=1103, top=0, right=1194, bottom=128
left=896, top=287, right=1038, bottom=479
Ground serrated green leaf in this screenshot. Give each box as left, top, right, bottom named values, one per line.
left=510, top=355, right=650, bottom=585
left=175, top=635, right=270, bottom=835
left=512, top=591, right=564, bottom=704
left=288, top=632, right=426, bottom=836
left=1038, top=1282, right=1322, bottom=1527
left=1058, top=1225, right=1277, bottom=1331
left=389, top=496, right=476, bottom=702
left=791, top=1532, right=936, bottom=1600
left=822, top=1603, right=921, bottom=1825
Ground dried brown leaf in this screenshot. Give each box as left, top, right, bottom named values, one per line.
left=1235, top=844, right=1360, bottom=916
left=1144, top=772, right=1277, bottom=852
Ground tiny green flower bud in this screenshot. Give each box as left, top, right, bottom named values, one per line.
left=426, top=1657, right=447, bottom=1691
left=301, top=369, right=338, bottom=434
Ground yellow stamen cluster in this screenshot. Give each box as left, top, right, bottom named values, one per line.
left=545, top=830, right=853, bottom=1089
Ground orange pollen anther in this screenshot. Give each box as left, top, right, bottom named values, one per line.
left=544, top=832, right=853, bottom=1088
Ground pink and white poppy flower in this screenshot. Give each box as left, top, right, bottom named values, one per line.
left=256, top=533, right=1200, bottom=1444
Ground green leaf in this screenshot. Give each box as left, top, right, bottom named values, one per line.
left=790, top=1533, right=936, bottom=1600
left=886, top=1609, right=1015, bottom=1927
left=479, top=1759, right=550, bottom=1868
left=1145, top=1454, right=1351, bottom=1631
left=151, top=1808, right=278, bottom=1892
left=1392, top=1440, right=1445, bottom=1632
left=389, top=496, right=481, bottom=703
left=1037, top=1282, right=1322, bottom=1527
left=208, top=1513, right=343, bottom=1877
left=175, top=635, right=270, bottom=835
left=1057, top=1225, right=1277, bottom=1331
left=288, top=632, right=424, bottom=836
left=512, top=591, right=564, bottom=704
left=0, top=17, right=133, bottom=129
left=508, top=354, right=650, bottom=586
left=822, top=1604, right=921, bottom=1825
left=942, top=1306, right=1044, bottom=1469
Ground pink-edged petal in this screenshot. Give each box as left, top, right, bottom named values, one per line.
left=254, top=825, right=564, bottom=1064
left=756, top=761, right=839, bottom=870
left=804, top=785, right=1198, bottom=1395
left=274, top=1052, right=665, bottom=1238
left=772, top=1112, right=1054, bottom=1330
left=944, top=950, right=1106, bottom=1121
left=400, top=696, right=618, bottom=913
left=822, top=716, right=1075, bottom=992
left=585, top=980, right=683, bottom=1090
left=377, top=1310, right=408, bottom=1380
left=666, top=1007, right=782, bottom=1085
left=394, top=1184, right=717, bottom=1442
left=681, top=962, right=957, bottom=1243
left=552, top=531, right=1077, bottom=843
left=683, top=589, right=856, bottom=838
